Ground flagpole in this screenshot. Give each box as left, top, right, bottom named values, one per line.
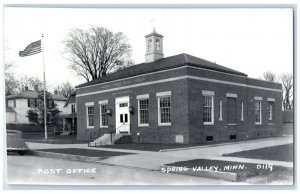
left=42, top=34, right=47, bottom=140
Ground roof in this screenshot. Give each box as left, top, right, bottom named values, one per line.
left=64, top=91, right=76, bottom=107
left=76, top=53, right=247, bottom=88
left=59, top=113, right=77, bottom=119
left=145, top=28, right=164, bottom=38
left=6, top=90, right=67, bottom=101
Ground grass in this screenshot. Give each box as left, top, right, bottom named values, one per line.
left=99, top=136, right=285, bottom=152
left=22, top=132, right=90, bottom=144
left=166, top=159, right=293, bottom=182
left=36, top=148, right=134, bottom=157
left=100, top=143, right=201, bottom=152
left=223, top=143, right=293, bottom=162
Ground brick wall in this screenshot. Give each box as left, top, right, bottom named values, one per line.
left=76, top=65, right=283, bottom=144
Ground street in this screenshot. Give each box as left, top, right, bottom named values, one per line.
left=6, top=155, right=231, bottom=185
left=6, top=137, right=293, bottom=185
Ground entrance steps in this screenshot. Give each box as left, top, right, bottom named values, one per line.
left=88, top=133, right=132, bottom=147
left=60, top=131, right=72, bottom=135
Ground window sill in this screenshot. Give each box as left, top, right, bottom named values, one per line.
left=138, top=124, right=149, bottom=127
left=227, top=123, right=237, bottom=126
left=100, top=126, right=108, bottom=128
left=203, top=123, right=214, bottom=125
left=219, top=119, right=223, bottom=121
left=255, top=123, right=262, bottom=125
left=268, top=123, right=275, bottom=125
left=158, top=123, right=171, bottom=126
left=87, top=126, right=94, bottom=129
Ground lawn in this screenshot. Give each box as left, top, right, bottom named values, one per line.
left=166, top=159, right=293, bottom=182
left=36, top=148, right=134, bottom=157
left=99, top=136, right=285, bottom=152
left=22, top=132, right=90, bottom=144
left=100, top=143, right=201, bottom=152
left=223, top=143, right=293, bottom=162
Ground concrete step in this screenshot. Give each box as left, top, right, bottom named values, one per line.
left=60, top=131, right=72, bottom=136
left=89, top=133, right=131, bottom=147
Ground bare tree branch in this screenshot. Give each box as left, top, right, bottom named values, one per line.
left=281, top=72, right=293, bottom=110
left=53, top=82, right=75, bottom=98
left=263, top=71, right=278, bottom=82
left=63, top=26, right=132, bottom=82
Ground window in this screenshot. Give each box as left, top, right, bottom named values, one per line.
left=138, top=99, right=149, bottom=126
left=155, top=39, right=160, bottom=51
left=28, top=111, right=38, bottom=122
left=71, top=104, right=76, bottom=113
left=241, top=101, right=244, bottom=121
left=148, top=39, right=152, bottom=52
left=206, top=136, right=213, bottom=142
left=268, top=101, right=275, bottom=121
left=255, top=100, right=262, bottom=124
left=86, top=106, right=94, bottom=128
left=28, top=99, right=37, bottom=108
left=203, top=95, right=214, bottom=125
left=120, top=114, right=128, bottom=123
left=100, top=104, right=108, bottom=127
left=119, top=103, right=128, bottom=108
left=219, top=100, right=223, bottom=121
left=8, top=100, right=16, bottom=108
left=47, top=100, right=55, bottom=109
left=158, top=96, right=171, bottom=125
left=157, top=91, right=171, bottom=126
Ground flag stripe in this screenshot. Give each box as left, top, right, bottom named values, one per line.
left=20, top=47, right=41, bottom=55
left=19, top=39, right=42, bottom=57
left=20, top=47, right=41, bottom=54
left=19, top=49, right=42, bottom=57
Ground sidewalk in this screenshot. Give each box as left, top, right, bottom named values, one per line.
left=27, top=136, right=293, bottom=170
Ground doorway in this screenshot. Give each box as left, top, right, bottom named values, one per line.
left=115, top=96, right=130, bottom=134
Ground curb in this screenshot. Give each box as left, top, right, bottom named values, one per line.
left=159, top=136, right=291, bottom=152
left=160, top=164, right=238, bottom=182
left=29, top=150, right=109, bottom=162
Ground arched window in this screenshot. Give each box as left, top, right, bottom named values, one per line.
left=148, top=39, right=152, bottom=52
left=156, top=39, right=160, bottom=51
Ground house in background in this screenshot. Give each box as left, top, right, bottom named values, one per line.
left=60, top=91, right=77, bottom=135
left=75, top=29, right=283, bottom=144
left=6, top=88, right=67, bottom=124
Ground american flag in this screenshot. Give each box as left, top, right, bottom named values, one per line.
left=19, top=40, right=42, bottom=57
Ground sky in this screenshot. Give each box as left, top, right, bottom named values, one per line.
left=4, top=7, right=293, bottom=89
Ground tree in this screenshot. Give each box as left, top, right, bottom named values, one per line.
left=26, top=91, right=61, bottom=126
left=4, top=40, right=18, bottom=95
left=64, top=26, right=132, bottom=82
left=262, top=71, right=278, bottom=82
left=16, top=76, right=44, bottom=92
left=5, top=62, right=18, bottom=95
left=281, top=72, right=293, bottom=110
left=53, top=81, right=75, bottom=98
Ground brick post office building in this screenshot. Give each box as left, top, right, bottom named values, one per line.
left=75, top=29, right=283, bottom=144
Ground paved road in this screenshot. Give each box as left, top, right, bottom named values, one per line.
left=6, top=155, right=233, bottom=185
left=9, top=136, right=292, bottom=185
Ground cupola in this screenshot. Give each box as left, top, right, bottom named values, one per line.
left=145, top=28, right=164, bottom=63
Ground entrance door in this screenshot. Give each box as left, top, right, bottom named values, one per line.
left=115, top=96, right=130, bottom=134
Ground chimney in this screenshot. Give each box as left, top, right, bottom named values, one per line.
left=25, top=86, right=29, bottom=91
left=54, top=90, right=58, bottom=95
